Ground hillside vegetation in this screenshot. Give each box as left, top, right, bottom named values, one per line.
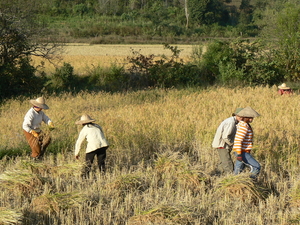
left=2, top=0, right=300, bottom=99
left=1, top=87, right=300, bottom=224
left=48, top=0, right=251, bottom=43
left=0, top=0, right=289, bottom=43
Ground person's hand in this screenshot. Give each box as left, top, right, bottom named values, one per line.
left=75, top=155, right=79, bottom=160
left=49, top=122, right=55, bottom=130
left=236, top=154, right=243, bottom=161
left=30, top=130, right=39, bottom=138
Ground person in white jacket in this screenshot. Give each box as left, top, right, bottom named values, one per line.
left=75, top=114, right=109, bottom=177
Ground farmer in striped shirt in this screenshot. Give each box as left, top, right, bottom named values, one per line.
left=233, top=107, right=261, bottom=179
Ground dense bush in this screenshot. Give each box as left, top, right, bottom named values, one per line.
left=193, top=39, right=284, bottom=86
left=100, top=64, right=129, bottom=91
left=45, top=62, right=78, bottom=92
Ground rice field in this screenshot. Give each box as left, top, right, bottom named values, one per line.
left=1, top=86, right=300, bottom=224
left=32, top=44, right=195, bottom=75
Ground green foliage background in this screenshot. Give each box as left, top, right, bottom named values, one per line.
left=1, top=0, right=300, bottom=98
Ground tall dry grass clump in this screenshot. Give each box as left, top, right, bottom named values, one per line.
left=0, top=86, right=300, bottom=224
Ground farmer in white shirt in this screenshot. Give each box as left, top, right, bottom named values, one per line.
left=74, top=114, right=109, bottom=177
left=212, top=108, right=243, bottom=174
left=23, top=97, right=54, bottom=159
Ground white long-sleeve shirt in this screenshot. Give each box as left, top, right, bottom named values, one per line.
left=212, top=116, right=238, bottom=149
left=22, top=107, right=52, bottom=133
left=74, top=123, right=109, bottom=156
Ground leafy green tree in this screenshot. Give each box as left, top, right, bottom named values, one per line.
left=0, top=13, right=37, bottom=97
left=0, top=10, right=60, bottom=98
left=275, top=2, right=300, bottom=81
left=254, top=0, right=300, bottom=81
left=189, top=0, right=229, bottom=26
left=239, top=0, right=253, bottom=25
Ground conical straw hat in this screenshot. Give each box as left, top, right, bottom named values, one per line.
left=236, top=106, right=260, bottom=118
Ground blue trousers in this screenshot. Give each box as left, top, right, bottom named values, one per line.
left=234, top=152, right=261, bottom=178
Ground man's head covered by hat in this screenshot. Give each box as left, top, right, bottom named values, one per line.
left=236, top=106, right=260, bottom=123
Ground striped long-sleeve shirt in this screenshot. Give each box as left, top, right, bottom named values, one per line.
left=233, top=121, right=253, bottom=154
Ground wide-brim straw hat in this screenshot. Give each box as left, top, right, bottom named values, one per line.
left=236, top=106, right=260, bottom=118
left=75, top=114, right=96, bottom=125
left=278, top=83, right=290, bottom=90
left=29, top=97, right=49, bottom=109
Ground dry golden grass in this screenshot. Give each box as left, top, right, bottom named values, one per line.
left=0, top=86, right=300, bottom=224
left=32, top=44, right=194, bottom=74
left=0, top=208, right=23, bottom=225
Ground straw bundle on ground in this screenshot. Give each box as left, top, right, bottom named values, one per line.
left=31, top=192, right=87, bottom=214
left=0, top=169, right=45, bottom=196
left=128, top=205, right=194, bottom=225
left=0, top=208, right=23, bottom=225
left=216, top=174, right=270, bottom=203
left=154, top=151, right=207, bottom=192
left=106, top=174, right=146, bottom=193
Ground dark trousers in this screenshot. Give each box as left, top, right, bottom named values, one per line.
left=216, top=148, right=234, bottom=174
left=84, top=146, right=108, bottom=177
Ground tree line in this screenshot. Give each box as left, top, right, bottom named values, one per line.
left=1, top=0, right=300, bottom=99
left=0, top=0, right=281, bottom=38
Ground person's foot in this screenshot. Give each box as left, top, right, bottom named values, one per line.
left=209, top=168, right=222, bottom=176
left=32, top=157, right=41, bottom=161
left=250, top=175, right=258, bottom=182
